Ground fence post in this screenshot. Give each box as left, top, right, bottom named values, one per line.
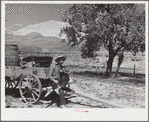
left=133, top=64, right=135, bottom=76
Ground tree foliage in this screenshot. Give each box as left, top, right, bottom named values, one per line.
left=60, top=4, right=145, bottom=76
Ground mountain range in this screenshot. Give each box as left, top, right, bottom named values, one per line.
left=12, top=20, right=70, bottom=39
left=5, top=20, right=83, bottom=53
left=5, top=20, right=107, bottom=54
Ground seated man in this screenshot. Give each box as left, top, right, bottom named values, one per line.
left=45, top=55, right=73, bottom=108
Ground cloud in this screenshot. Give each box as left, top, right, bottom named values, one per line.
left=8, top=24, right=24, bottom=29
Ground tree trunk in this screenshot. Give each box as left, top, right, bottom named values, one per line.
left=106, top=53, right=115, bottom=77
left=114, top=51, right=124, bottom=77
left=106, top=42, right=115, bottom=77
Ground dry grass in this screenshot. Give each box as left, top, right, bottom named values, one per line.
left=70, top=67, right=145, bottom=108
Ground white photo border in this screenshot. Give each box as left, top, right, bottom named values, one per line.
left=1, top=1, right=148, bottom=121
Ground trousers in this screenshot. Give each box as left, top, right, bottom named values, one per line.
left=52, top=76, right=69, bottom=106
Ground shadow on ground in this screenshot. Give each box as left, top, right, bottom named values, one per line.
left=72, top=71, right=106, bottom=78
left=5, top=88, right=21, bottom=98
left=40, top=91, right=103, bottom=108
left=71, top=70, right=145, bottom=85
left=72, top=70, right=145, bottom=78
left=5, top=88, right=103, bottom=108
left=118, top=72, right=145, bottom=78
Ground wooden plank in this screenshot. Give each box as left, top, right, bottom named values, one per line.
left=73, top=91, right=124, bottom=108
left=5, top=66, right=49, bottom=79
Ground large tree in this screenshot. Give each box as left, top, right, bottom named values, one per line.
left=60, top=4, right=145, bottom=76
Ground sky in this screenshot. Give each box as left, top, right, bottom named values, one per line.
left=5, top=3, right=145, bottom=34
left=5, top=4, right=72, bottom=34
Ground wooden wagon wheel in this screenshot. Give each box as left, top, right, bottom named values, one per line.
left=5, top=76, right=19, bottom=89
left=19, top=73, right=42, bottom=104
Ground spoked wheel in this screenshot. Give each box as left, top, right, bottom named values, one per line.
left=19, top=73, right=42, bottom=104
left=5, top=76, right=19, bottom=89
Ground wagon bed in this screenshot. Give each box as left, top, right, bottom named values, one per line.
left=5, top=50, right=55, bottom=103
left=5, top=66, right=50, bottom=79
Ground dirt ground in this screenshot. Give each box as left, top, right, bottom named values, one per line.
left=5, top=66, right=145, bottom=108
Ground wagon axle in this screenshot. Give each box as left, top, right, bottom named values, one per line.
left=24, top=84, right=32, bottom=93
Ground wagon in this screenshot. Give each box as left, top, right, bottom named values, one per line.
left=5, top=42, right=124, bottom=108
left=5, top=42, right=71, bottom=104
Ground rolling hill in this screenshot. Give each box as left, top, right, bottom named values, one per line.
left=5, top=32, right=81, bottom=53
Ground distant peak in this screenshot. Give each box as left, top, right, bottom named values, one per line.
left=12, top=20, right=69, bottom=38
left=25, top=32, right=42, bottom=35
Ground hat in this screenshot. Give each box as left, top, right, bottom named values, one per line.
left=55, top=55, right=66, bottom=62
